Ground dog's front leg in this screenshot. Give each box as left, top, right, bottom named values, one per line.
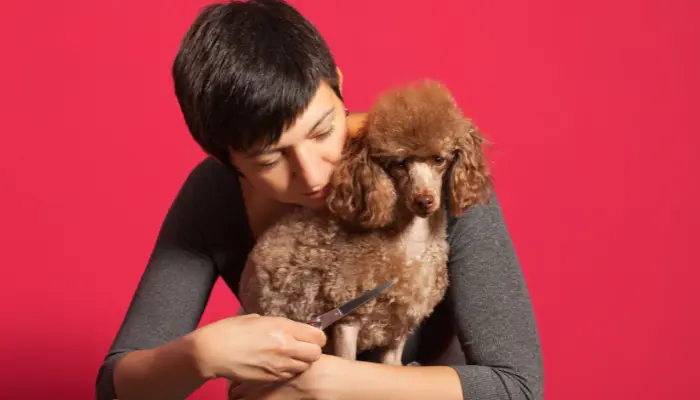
left=333, top=324, right=360, bottom=360
left=379, top=335, right=407, bottom=365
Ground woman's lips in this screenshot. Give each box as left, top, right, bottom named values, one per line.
left=304, top=184, right=331, bottom=199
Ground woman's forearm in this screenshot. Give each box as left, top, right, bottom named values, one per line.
left=112, top=335, right=210, bottom=400
left=335, top=361, right=463, bottom=400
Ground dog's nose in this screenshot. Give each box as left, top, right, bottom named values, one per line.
left=414, top=195, right=434, bottom=211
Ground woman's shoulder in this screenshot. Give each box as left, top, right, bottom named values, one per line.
left=158, top=156, right=252, bottom=254
left=181, top=156, right=241, bottom=194
left=446, top=188, right=508, bottom=240
left=171, top=156, right=244, bottom=217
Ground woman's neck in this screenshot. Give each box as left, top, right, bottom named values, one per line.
left=239, top=177, right=298, bottom=239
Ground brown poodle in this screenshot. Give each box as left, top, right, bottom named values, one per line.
left=238, top=80, right=492, bottom=365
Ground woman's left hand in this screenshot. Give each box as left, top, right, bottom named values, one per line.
left=228, top=354, right=351, bottom=400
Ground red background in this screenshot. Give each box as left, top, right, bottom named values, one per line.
left=2, top=0, right=698, bottom=398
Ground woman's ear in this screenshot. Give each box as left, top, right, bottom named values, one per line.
left=336, top=66, right=344, bottom=93
left=327, top=135, right=397, bottom=229
left=448, top=121, right=492, bottom=216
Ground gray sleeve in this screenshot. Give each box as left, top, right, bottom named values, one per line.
left=95, top=158, right=243, bottom=400
left=446, top=192, right=544, bottom=400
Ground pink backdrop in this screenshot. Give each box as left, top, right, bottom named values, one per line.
left=2, top=0, right=699, bottom=398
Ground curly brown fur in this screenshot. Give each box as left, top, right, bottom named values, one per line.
left=326, top=135, right=397, bottom=229
left=239, top=80, right=492, bottom=365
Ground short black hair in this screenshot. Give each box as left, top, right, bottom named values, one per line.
left=173, top=0, right=342, bottom=164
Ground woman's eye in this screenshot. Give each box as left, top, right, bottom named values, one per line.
left=313, top=126, right=335, bottom=141
left=257, top=158, right=281, bottom=169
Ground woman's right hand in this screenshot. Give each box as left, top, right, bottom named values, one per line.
left=346, top=112, right=367, bottom=138
left=191, top=313, right=327, bottom=383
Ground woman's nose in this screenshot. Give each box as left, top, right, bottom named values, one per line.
left=292, top=147, right=326, bottom=189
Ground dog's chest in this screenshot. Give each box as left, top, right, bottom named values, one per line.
left=398, top=217, right=432, bottom=262
left=391, top=218, right=449, bottom=319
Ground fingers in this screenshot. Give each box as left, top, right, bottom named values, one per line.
left=261, top=356, right=311, bottom=381
left=285, top=340, right=322, bottom=364
left=255, top=319, right=324, bottom=381
left=281, top=319, right=327, bottom=347
left=277, top=357, right=312, bottom=377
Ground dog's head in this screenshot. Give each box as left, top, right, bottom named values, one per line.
left=327, top=80, right=492, bottom=229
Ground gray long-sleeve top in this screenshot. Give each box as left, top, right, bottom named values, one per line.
left=96, top=157, right=544, bottom=400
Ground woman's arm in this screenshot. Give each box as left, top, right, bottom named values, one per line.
left=229, top=355, right=463, bottom=400
left=282, top=191, right=543, bottom=400
left=322, top=358, right=465, bottom=400
left=96, top=158, right=244, bottom=400
left=109, top=335, right=209, bottom=400
left=443, top=192, right=544, bottom=399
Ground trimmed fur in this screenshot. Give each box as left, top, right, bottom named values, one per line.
left=238, top=80, right=492, bottom=364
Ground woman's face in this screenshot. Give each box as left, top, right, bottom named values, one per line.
left=230, top=81, right=348, bottom=210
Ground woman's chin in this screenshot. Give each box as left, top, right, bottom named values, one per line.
left=274, top=193, right=327, bottom=211
left=304, top=197, right=328, bottom=211
left=288, top=195, right=327, bottom=211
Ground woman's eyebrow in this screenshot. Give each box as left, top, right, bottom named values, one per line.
left=305, top=107, right=335, bottom=137
left=245, top=145, right=277, bottom=158
left=245, top=107, right=336, bottom=158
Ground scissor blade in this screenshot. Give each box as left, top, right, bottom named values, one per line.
left=339, top=281, right=394, bottom=315
left=318, top=281, right=394, bottom=329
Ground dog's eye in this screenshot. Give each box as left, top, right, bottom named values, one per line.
left=389, top=160, right=406, bottom=169
left=433, top=156, right=446, bottom=165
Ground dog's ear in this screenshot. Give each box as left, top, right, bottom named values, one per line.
left=327, top=135, right=397, bottom=229
left=448, top=120, right=492, bottom=216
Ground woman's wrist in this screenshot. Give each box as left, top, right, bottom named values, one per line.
left=187, top=328, right=218, bottom=381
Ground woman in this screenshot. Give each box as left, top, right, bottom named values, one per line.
left=96, top=1, right=544, bottom=399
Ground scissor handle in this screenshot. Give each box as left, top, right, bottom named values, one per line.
left=305, top=316, right=323, bottom=329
